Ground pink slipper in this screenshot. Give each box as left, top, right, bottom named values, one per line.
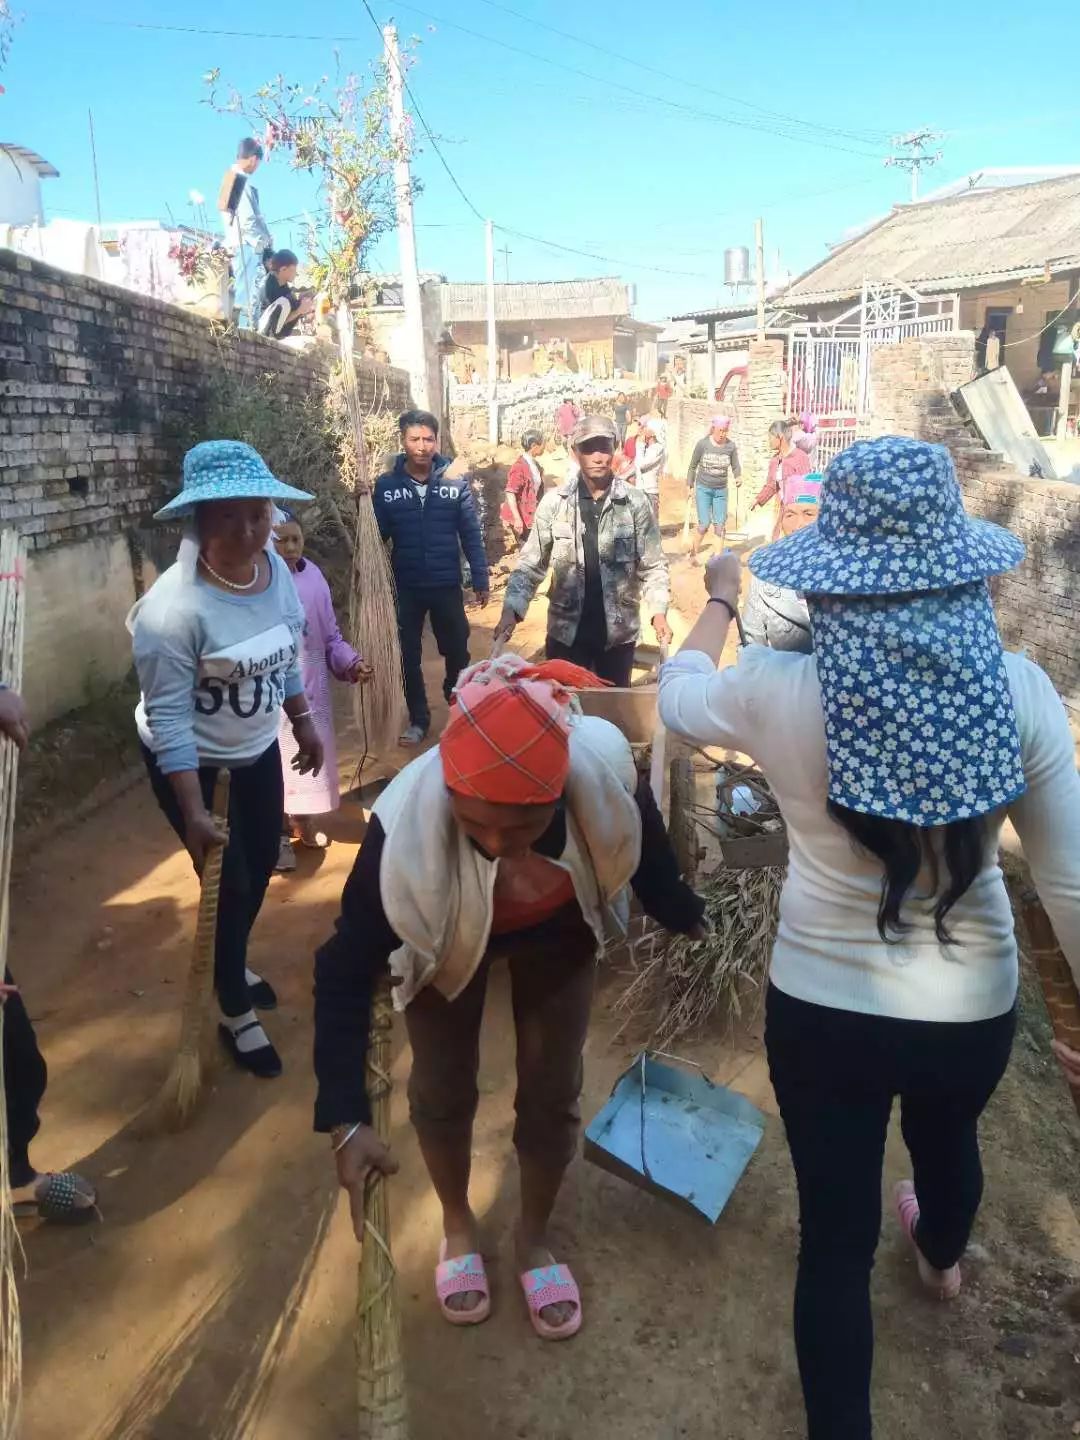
left=893, top=1180, right=962, bottom=1301
left=435, top=1241, right=491, bottom=1326
left=519, top=1262, right=582, bottom=1341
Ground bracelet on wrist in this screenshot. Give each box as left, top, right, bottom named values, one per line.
left=290, top=709, right=313, bottom=723
left=707, top=595, right=748, bottom=647
left=707, top=596, right=738, bottom=621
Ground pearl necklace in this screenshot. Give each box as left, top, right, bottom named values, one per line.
left=199, top=553, right=260, bottom=591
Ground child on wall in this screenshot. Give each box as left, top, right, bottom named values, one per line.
left=273, top=511, right=371, bottom=869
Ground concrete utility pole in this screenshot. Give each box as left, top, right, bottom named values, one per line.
left=485, top=219, right=498, bottom=443
left=755, top=217, right=766, bottom=340
left=384, top=24, right=431, bottom=411
left=885, top=129, right=944, bottom=202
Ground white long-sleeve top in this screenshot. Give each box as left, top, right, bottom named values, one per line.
left=659, top=646, right=1080, bottom=1023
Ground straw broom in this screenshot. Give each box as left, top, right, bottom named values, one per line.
left=338, top=306, right=405, bottom=758
left=0, top=530, right=27, bottom=1440
left=355, top=978, right=408, bottom=1439
left=1022, top=889, right=1080, bottom=1120
left=141, top=771, right=230, bottom=1133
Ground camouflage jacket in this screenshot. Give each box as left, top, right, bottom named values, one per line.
left=505, top=474, right=670, bottom=647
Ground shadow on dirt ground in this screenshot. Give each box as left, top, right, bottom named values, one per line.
left=11, top=500, right=1080, bottom=1440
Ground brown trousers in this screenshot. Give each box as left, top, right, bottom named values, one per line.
left=405, top=904, right=596, bottom=1170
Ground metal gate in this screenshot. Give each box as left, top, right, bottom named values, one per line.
left=786, top=280, right=959, bottom=464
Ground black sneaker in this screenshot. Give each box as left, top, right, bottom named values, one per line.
left=217, top=1022, right=283, bottom=1079
left=248, top=977, right=278, bottom=1011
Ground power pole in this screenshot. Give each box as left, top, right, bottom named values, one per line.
left=384, top=24, right=431, bottom=411
left=755, top=217, right=766, bottom=340
left=885, top=129, right=943, bottom=202
left=485, top=219, right=498, bottom=443
left=499, top=241, right=512, bottom=282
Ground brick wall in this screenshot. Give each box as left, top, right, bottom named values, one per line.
left=870, top=330, right=1080, bottom=718
left=955, top=450, right=1080, bottom=717
left=0, top=250, right=410, bottom=723
left=869, top=332, right=976, bottom=446
left=739, top=338, right=787, bottom=496
left=0, top=248, right=410, bottom=550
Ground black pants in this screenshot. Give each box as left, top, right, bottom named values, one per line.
left=144, top=741, right=284, bottom=1018
left=546, top=635, right=636, bottom=688
left=398, top=586, right=471, bottom=730
left=765, top=984, right=1015, bottom=1440
left=4, top=969, right=47, bottom=1188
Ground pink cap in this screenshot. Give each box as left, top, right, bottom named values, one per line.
left=710, top=414, right=731, bottom=430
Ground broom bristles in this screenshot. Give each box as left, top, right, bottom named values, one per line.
left=338, top=306, right=406, bottom=759
left=356, top=979, right=408, bottom=1438
left=140, top=771, right=230, bottom=1135
left=0, top=530, right=27, bottom=1440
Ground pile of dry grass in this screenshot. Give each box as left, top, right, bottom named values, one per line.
left=613, top=865, right=784, bottom=1045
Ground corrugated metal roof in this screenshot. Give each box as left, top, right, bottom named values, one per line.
left=442, top=277, right=628, bottom=323
left=782, top=174, right=1080, bottom=303
left=0, top=144, right=59, bottom=179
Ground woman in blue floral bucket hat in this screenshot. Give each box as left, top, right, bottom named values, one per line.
left=128, top=441, right=323, bottom=1079
left=659, top=436, right=1080, bottom=1440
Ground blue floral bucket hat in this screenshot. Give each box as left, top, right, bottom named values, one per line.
left=807, top=585, right=1026, bottom=824
left=154, top=440, right=314, bottom=519
left=749, top=436, right=1027, bottom=825
left=748, top=436, right=1023, bottom=595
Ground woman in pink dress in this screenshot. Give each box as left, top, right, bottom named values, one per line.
left=274, top=513, right=371, bottom=868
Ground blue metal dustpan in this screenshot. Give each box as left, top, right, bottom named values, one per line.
left=584, top=1052, right=765, bottom=1224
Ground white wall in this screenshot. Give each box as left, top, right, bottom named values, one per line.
left=0, top=153, right=45, bottom=226
left=24, top=535, right=138, bottom=726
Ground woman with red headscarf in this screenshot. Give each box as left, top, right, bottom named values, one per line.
left=313, top=654, right=703, bottom=1341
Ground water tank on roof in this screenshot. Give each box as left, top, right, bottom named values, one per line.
left=724, top=246, right=750, bottom=288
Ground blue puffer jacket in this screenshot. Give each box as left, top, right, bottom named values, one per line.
left=372, top=454, right=489, bottom=593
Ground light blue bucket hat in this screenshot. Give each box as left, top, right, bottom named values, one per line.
left=155, top=440, right=314, bottom=519
left=749, top=436, right=1027, bottom=825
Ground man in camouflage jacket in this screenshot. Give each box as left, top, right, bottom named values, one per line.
left=495, top=414, right=672, bottom=686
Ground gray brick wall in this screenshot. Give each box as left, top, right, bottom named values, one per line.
left=870, top=331, right=1080, bottom=717
left=0, top=249, right=410, bottom=550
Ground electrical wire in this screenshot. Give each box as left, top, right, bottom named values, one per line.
left=357, top=0, right=486, bottom=222
left=68, top=5, right=887, bottom=159
left=391, top=1, right=888, bottom=159
left=471, top=0, right=892, bottom=146
left=1002, top=282, right=1080, bottom=348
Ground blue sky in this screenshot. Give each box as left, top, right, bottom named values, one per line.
left=5, top=0, right=1080, bottom=320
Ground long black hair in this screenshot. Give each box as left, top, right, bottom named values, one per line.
left=827, top=802, right=986, bottom=944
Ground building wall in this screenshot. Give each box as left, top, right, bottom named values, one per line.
left=0, top=154, right=46, bottom=226
left=0, top=249, right=410, bottom=723
left=869, top=329, right=1080, bottom=717
left=958, top=278, right=1075, bottom=394
left=448, top=317, right=618, bottom=382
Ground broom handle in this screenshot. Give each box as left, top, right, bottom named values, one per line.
left=1022, top=889, right=1080, bottom=1120
left=182, top=771, right=230, bottom=1037
left=356, top=978, right=408, bottom=1439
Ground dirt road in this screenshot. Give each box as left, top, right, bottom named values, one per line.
left=12, top=511, right=1080, bottom=1440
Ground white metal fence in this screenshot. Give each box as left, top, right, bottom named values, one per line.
left=785, top=280, right=959, bottom=462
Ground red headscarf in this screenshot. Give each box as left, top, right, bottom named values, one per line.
left=440, top=655, right=609, bottom=805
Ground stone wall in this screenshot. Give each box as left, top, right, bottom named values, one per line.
left=0, top=249, right=410, bottom=723
left=738, top=339, right=787, bottom=498
left=869, top=330, right=1080, bottom=718
left=450, top=373, right=651, bottom=451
